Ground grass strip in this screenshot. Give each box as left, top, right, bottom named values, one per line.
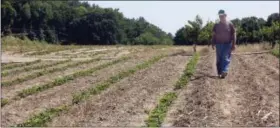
left=2, top=60, right=41, bottom=71
left=1, top=98, right=9, bottom=107
left=16, top=105, right=69, bottom=127
left=145, top=92, right=177, bottom=127
left=174, top=53, right=199, bottom=90
left=16, top=56, right=130, bottom=98
left=1, top=60, right=71, bottom=77
left=72, top=54, right=166, bottom=104
left=145, top=53, right=200, bottom=127
left=1, top=58, right=106, bottom=87
left=271, top=48, right=279, bottom=58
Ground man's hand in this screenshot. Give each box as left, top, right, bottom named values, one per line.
left=231, top=44, right=236, bottom=52
left=212, top=44, right=215, bottom=50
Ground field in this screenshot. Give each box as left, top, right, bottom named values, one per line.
left=1, top=37, right=279, bottom=127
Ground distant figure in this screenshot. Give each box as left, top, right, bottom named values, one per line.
left=211, top=10, right=236, bottom=79
left=193, top=43, right=197, bottom=53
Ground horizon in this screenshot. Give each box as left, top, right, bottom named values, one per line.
left=88, top=1, right=279, bottom=35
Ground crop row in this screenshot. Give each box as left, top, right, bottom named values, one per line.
left=16, top=54, right=167, bottom=127
left=17, top=56, right=130, bottom=98
left=2, top=60, right=41, bottom=71
left=25, top=47, right=75, bottom=56
left=145, top=53, right=199, bottom=127
left=1, top=58, right=103, bottom=87
left=1, top=60, right=71, bottom=77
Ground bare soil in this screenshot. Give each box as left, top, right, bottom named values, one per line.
left=47, top=55, right=189, bottom=127
left=163, top=53, right=279, bottom=127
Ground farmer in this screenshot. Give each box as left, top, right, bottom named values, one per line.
left=211, top=9, right=236, bottom=78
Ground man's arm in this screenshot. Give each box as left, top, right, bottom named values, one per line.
left=211, top=24, right=217, bottom=49
left=211, top=32, right=216, bottom=45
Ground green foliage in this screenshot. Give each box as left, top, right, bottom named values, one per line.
left=1, top=98, right=9, bottom=107
left=2, top=1, right=278, bottom=45
left=198, top=21, right=214, bottom=45
left=1, top=1, right=172, bottom=45
left=174, top=15, right=203, bottom=45
left=134, top=32, right=160, bottom=45
left=174, top=53, right=199, bottom=90
left=271, top=44, right=279, bottom=58
left=145, top=53, right=199, bottom=127
left=1, top=1, right=17, bottom=34
left=173, top=27, right=187, bottom=45
left=267, top=13, right=280, bottom=26
left=174, top=13, right=279, bottom=45
left=145, top=92, right=177, bottom=127
left=17, top=105, right=69, bottom=127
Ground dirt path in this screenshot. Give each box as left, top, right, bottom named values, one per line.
left=163, top=53, right=279, bottom=127
left=47, top=55, right=189, bottom=127
left=1, top=48, right=174, bottom=127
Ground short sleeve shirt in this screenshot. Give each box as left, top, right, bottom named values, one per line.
left=213, top=21, right=235, bottom=43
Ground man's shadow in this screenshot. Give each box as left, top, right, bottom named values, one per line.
left=190, top=71, right=220, bottom=81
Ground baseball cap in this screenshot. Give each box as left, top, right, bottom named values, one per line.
left=218, top=9, right=226, bottom=16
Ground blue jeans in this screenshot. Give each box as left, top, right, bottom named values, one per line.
left=215, top=43, right=232, bottom=75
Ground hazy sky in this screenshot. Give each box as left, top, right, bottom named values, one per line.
left=88, top=1, right=279, bottom=35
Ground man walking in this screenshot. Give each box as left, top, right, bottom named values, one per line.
left=212, top=10, right=236, bottom=79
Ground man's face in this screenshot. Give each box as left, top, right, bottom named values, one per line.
left=219, top=14, right=227, bottom=22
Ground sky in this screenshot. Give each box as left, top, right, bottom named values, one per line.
left=88, top=1, right=279, bottom=35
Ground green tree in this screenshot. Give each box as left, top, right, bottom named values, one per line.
left=267, top=13, right=280, bottom=26
left=173, top=27, right=187, bottom=45
left=198, top=21, right=214, bottom=45
left=134, top=32, right=160, bottom=45
left=1, top=1, right=16, bottom=34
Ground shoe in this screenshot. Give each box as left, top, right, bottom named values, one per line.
left=221, top=72, right=228, bottom=79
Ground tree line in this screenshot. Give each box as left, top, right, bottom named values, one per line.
left=1, top=0, right=279, bottom=45
left=1, top=0, right=173, bottom=45
left=174, top=13, right=280, bottom=46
